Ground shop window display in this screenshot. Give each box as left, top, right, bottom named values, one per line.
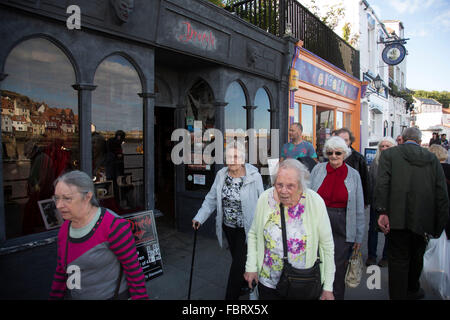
left=92, top=55, right=144, bottom=214
left=184, top=79, right=216, bottom=191
left=1, top=38, right=79, bottom=238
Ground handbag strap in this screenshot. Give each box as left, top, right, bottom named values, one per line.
left=279, top=203, right=289, bottom=262
left=279, top=203, right=320, bottom=263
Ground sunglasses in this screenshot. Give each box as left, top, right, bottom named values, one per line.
left=326, top=151, right=343, bottom=156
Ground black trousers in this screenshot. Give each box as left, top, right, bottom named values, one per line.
left=258, top=282, right=283, bottom=300
left=222, top=224, right=248, bottom=300
left=387, top=229, right=427, bottom=300
left=327, top=207, right=353, bottom=300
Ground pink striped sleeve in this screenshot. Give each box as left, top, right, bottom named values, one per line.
left=108, top=217, right=149, bottom=300
left=49, top=225, right=68, bottom=300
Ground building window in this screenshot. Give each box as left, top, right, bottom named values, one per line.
left=184, top=79, right=215, bottom=191
left=1, top=38, right=79, bottom=239
left=92, top=55, right=144, bottom=214
left=301, top=104, right=314, bottom=143
left=384, top=120, right=388, bottom=136
left=254, top=88, right=271, bottom=188
left=224, top=81, right=246, bottom=132
left=369, top=111, right=376, bottom=135
left=336, top=111, right=343, bottom=130
left=254, top=88, right=270, bottom=133
left=316, top=106, right=334, bottom=159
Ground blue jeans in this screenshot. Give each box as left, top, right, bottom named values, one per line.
left=368, top=205, right=388, bottom=260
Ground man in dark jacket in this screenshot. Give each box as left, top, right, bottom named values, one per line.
left=335, top=128, right=370, bottom=207
left=375, top=127, right=449, bottom=300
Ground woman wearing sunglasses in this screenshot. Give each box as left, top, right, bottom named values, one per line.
left=309, top=136, right=365, bottom=300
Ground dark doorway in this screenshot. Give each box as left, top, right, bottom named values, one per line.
left=155, top=107, right=176, bottom=228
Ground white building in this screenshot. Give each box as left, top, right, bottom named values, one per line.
left=1, top=114, right=13, bottom=133
left=297, top=0, right=410, bottom=150
left=412, top=97, right=446, bottom=145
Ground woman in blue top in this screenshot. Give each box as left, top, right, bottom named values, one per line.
left=192, top=143, right=264, bottom=300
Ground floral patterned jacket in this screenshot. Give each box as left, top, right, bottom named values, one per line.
left=245, top=187, right=336, bottom=292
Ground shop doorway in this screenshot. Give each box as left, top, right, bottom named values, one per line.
left=316, top=106, right=335, bottom=161
left=155, top=106, right=176, bottom=228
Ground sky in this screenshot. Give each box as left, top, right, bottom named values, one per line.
left=368, top=0, right=450, bottom=92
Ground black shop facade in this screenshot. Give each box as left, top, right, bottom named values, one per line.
left=0, top=0, right=292, bottom=298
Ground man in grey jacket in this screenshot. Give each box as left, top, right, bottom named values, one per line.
left=375, top=127, right=449, bottom=300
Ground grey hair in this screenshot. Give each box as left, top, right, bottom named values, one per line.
left=402, top=127, right=422, bottom=143
left=273, top=158, right=310, bottom=191
left=54, top=170, right=99, bottom=207
left=225, top=140, right=246, bottom=164
left=323, top=136, right=352, bottom=159
left=374, top=136, right=397, bottom=164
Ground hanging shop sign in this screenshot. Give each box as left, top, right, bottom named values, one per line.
left=125, top=210, right=163, bottom=281
left=382, top=42, right=406, bottom=66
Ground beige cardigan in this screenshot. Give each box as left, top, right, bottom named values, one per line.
left=245, top=187, right=336, bottom=292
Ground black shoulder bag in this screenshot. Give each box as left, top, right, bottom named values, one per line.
left=276, top=203, right=323, bottom=300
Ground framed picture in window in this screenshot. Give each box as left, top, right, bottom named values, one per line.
left=38, top=199, right=64, bottom=230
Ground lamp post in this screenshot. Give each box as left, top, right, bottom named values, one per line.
left=372, top=74, right=383, bottom=93
left=363, top=73, right=384, bottom=100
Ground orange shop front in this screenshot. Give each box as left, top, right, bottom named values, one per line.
left=289, top=44, right=362, bottom=160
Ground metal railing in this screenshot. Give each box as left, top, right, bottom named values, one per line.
left=225, top=0, right=360, bottom=79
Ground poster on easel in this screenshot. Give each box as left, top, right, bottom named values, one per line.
left=124, top=210, right=163, bottom=281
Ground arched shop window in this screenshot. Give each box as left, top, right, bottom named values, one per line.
left=184, top=79, right=215, bottom=191
left=254, top=88, right=271, bottom=188
left=224, top=81, right=246, bottom=132
left=1, top=37, right=78, bottom=239
left=92, top=55, right=144, bottom=215
left=254, top=88, right=271, bottom=133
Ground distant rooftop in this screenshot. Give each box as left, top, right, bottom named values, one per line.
left=415, top=97, right=442, bottom=105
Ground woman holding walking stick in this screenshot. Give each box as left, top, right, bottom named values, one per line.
left=192, top=142, right=264, bottom=300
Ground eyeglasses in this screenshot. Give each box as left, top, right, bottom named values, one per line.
left=326, top=151, right=343, bottom=156
left=52, top=192, right=84, bottom=204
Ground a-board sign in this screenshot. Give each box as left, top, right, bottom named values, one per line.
left=124, top=210, right=163, bottom=281
left=364, top=148, right=377, bottom=166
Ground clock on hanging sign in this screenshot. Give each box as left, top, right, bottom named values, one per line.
left=382, top=43, right=406, bottom=65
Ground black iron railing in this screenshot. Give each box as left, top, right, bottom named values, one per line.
left=226, top=0, right=360, bottom=79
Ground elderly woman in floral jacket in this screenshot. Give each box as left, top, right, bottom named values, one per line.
left=244, top=159, right=335, bottom=300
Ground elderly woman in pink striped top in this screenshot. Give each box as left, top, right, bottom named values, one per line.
left=49, top=170, right=148, bottom=300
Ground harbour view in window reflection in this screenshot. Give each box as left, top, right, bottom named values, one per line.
left=1, top=38, right=79, bottom=238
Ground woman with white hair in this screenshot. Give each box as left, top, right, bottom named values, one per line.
left=310, top=136, right=365, bottom=300
left=192, top=143, right=264, bottom=300
left=366, top=136, right=397, bottom=268
left=244, top=159, right=336, bottom=300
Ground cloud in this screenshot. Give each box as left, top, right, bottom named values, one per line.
left=435, top=9, right=450, bottom=31
left=389, top=0, right=436, bottom=14
left=408, top=28, right=429, bottom=37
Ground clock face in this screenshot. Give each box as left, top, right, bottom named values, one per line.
left=382, top=43, right=406, bottom=65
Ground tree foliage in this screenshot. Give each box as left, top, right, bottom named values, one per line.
left=413, top=90, right=450, bottom=109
